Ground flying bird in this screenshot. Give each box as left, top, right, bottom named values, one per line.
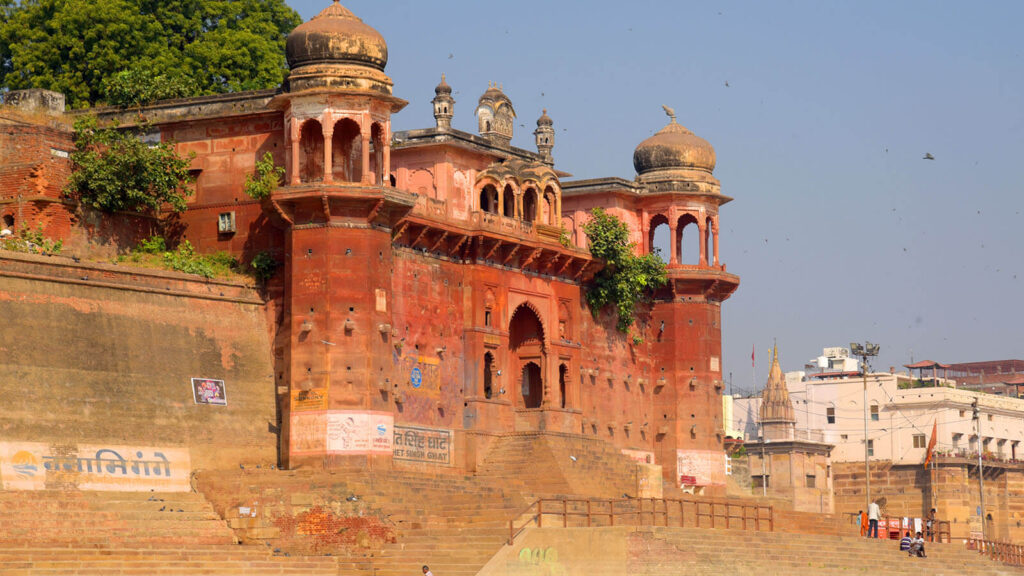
left=923, top=153, right=935, bottom=160
left=724, top=81, right=730, bottom=87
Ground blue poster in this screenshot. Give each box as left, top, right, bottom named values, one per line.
left=410, top=367, right=422, bottom=388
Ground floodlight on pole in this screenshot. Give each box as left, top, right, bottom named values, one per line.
left=851, top=341, right=880, bottom=512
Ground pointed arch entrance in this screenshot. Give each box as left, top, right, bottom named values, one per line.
left=509, top=303, right=546, bottom=410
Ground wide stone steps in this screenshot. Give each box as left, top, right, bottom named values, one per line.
left=0, top=547, right=339, bottom=575
left=0, top=490, right=239, bottom=548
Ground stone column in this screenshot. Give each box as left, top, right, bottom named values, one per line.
left=361, top=133, right=371, bottom=185
left=669, top=224, right=678, bottom=265
left=382, top=120, right=391, bottom=186
left=698, top=222, right=707, bottom=266
left=322, top=126, right=334, bottom=184
left=289, top=120, right=301, bottom=186
left=713, top=221, right=720, bottom=266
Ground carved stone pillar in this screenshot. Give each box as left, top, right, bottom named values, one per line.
left=669, top=224, right=679, bottom=265
left=361, top=134, right=371, bottom=185
left=698, top=223, right=707, bottom=266
left=322, top=126, right=334, bottom=184
left=713, top=224, right=720, bottom=266
left=289, top=120, right=301, bottom=186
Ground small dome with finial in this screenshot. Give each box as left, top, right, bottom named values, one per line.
left=633, top=106, right=716, bottom=175
left=435, top=74, right=452, bottom=96
left=285, top=1, right=388, bottom=72
left=537, top=109, right=553, bottom=127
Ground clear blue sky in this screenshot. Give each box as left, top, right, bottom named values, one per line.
left=291, top=1, right=1024, bottom=392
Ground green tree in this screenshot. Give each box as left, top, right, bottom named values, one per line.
left=583, top=208, right=668, bottom=332
left=0, top=0, right=300, bottom=108
left=65, top=116, right=194, bottom=214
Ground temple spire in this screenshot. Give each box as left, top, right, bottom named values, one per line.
left=759, top=345, right=796, bottom=440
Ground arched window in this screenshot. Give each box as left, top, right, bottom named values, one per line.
left=299, top=120, right=324, bottom=183
left=649, top=214, right=670, bottom=262
left=483, top=352, right=495, bottom=399
left=332, top=118, right=361, bottom=183
left=502, top=184, right=515, bottom=218
left=558, top=363, right=568, bottom=409
left=479, top=185, right=498, bottom=213
left=522, top=362, right=542, bottom=409
left=522, top=188, right=537, bottom=223
left=676, top=214, right=699, bottom=265
left=2, top=214, right=13, bottom=229
left=544, top=186, right=557, bottom=225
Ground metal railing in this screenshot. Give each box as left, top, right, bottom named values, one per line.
left=968, top=538, right=1024, bottom=566
left=508, top=497, right=774, bottom=544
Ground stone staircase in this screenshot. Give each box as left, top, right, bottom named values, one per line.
left=198, top=468, right=530, bottom=576
left=475, top=433, right=641, bottom=499
left=644, top=527, right=1019, bottom=576
left=482, top=526, right=1020, bottom=576
left=0, top=490, right=338, bottom=575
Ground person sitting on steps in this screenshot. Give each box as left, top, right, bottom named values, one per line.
left=900, top=531, right=912, bottom=552
left=909, top=531, right=927, bottom=558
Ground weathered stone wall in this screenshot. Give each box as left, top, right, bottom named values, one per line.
left=833, top=460, right=1024, bottom=542
left=0, top=252, right=277, bottom=473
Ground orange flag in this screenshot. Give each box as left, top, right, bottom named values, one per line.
left=923, top=420, right=938, bottom=469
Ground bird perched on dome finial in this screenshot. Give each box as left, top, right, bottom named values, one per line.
left=662, top=105, right=677, bottom=122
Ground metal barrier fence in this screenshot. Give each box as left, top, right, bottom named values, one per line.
left=508, top=497, right=773, bottom=545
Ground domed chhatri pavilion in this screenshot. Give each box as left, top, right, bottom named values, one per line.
left=1, top=1, right=739, bottom=493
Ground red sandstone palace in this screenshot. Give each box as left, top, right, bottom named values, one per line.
left=0, top=1, right=739, bottom=492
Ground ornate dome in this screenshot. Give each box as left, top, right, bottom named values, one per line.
left=633, top=117, right=716, bottom=175
left=536, top=109, right=553, bottom=127
left=435, top=74, right=452, bottom=96
left=286, top=1, right=388, bottom=72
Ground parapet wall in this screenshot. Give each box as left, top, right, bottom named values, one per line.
left=0, top=252, right=278, bottom=484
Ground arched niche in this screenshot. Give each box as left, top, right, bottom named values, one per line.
left=299, top=119, right=324, bottom=183
left=522, top=188, right=538, bottom=223
left=332, top=118, right=361, bottom=183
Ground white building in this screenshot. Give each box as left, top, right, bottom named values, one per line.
left=733, top=370, right=1024, bottom=465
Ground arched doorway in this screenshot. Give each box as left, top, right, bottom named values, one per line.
left=332, top=118, right=361, bottom=183
left=509, top=303, right=545, bottom=410
left=521, top=362, right=542, bottom=408
left=522, top=188, right=537, bottom=223
left=558, top=363, right=568, bottom=409
left=483, top=351, right=495, bottom=399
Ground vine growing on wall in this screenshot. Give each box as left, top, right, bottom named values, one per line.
left=243, top=151, right=285, bottom=200
left=582, top=207, right=667, bottom=332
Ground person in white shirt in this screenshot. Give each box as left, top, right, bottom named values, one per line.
left=868, top=500, right=881, bottom=538
left=909, top=531, right=927, bottom=557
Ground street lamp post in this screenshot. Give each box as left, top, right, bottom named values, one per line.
left=851, top=341, right=880, bottom=513
left=973, top=398, right=985, bottom=539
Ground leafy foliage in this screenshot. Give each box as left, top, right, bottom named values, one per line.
left=583, top=208, right=667, bottom=332
left=243, top=151, right=285, bottom=200
left=0, top=226, right=63, bottom=255
left=250, top=250, right=280, bottom=281
left=65, top=116, right=194, bottom=214
left=120, top=236, right=238, bottom=279
left=0, top=0, right=301, bottom=108
left=102, top=67, right=197, bottom=107
left=161, top=239, right=237, bottom=277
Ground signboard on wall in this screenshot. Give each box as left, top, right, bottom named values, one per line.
left=191, top=378, right=227, bottom=405
left=0, top=442, right=190, bottom=492
left=401, top=356, right=442, bottom=398
left=676, top=449, right=727, bottom=487
left=291, top=388, right=328, bottom=412
left=393, top=425, right=452, bottom=465
left=291, top=410, right=393, bottom=456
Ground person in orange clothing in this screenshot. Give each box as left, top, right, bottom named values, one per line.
left=859, top=510, right=869, bottom=536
